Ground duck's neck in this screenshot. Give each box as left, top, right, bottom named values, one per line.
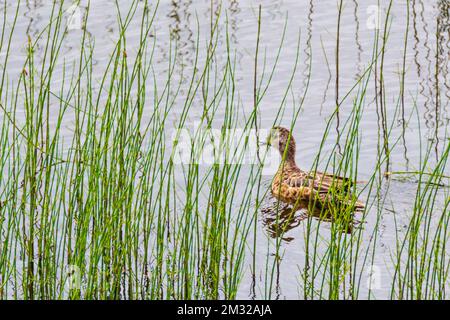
left=280, top=152, right=297, bottom=169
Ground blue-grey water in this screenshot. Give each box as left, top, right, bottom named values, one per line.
left=0, top=0, right=449, bottom=299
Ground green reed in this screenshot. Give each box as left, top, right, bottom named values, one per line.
left=0, top=0, right=448, bottom=300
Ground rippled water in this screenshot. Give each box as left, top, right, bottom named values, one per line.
left=1, top=0, right=449, bottom=299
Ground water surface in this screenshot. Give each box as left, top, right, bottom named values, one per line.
left=1, top=0, right=449, bottom=299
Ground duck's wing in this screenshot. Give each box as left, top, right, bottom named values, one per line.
left=282, top=169, right=328, bottom=196
left=308, top=170, right=355, bottom=192
left=283, top=169, right=353, bottom=193
left=309, top=171, right=365, bottom=210
left=278, top=168, right=364, bottom=211
left=283, top=169, right=309, bottom=187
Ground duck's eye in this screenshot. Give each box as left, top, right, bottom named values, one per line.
left=278, top=140, right=284, bottom=150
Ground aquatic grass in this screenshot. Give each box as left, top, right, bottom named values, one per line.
left=391, top=101, right=450, bottom=299
left=0, top=0, right=448, bottom=300
left=264, top=1, right=448, bottom=300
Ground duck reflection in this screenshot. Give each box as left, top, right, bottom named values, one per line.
left=262, top=198, right=360, bottom=242
left=261, top=201, right=310, bottom=243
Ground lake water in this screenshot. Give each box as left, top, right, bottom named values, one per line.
left=1, top=0, right=449, bottom=299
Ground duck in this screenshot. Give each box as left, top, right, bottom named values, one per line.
left=267, top=126, right=364, bottom=231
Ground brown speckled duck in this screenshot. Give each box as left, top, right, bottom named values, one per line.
left=267, top=127, right=364, bottom=225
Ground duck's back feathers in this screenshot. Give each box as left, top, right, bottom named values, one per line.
left=271, top=167, right=364, bottom=212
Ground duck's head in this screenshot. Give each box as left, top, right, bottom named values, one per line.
left=266, top=126, right=296, bottom=163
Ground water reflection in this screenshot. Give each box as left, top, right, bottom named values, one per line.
left=262, top=202, right=309, bottom=243
left=166, top=0, right=195, bottom=88
left=25, top=0, right=43, bottom=37
left=439, top=0, right=450, bottom=126
left=227, top=0, right=243, bottom=81
left=168, top=0, right=195, bottom=52
left=435, top=0, right=450, bottom=157
left=262, top=195, right=363, bottom=242
left=319, top=43, right=331, bottom=116
left=24, top=0, right=44, bottom=62
left=303, top=0, right=313, bottom=92
left=438, top=0, right=450, bottom=124
left=414, top=0, right=440, bottom=158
